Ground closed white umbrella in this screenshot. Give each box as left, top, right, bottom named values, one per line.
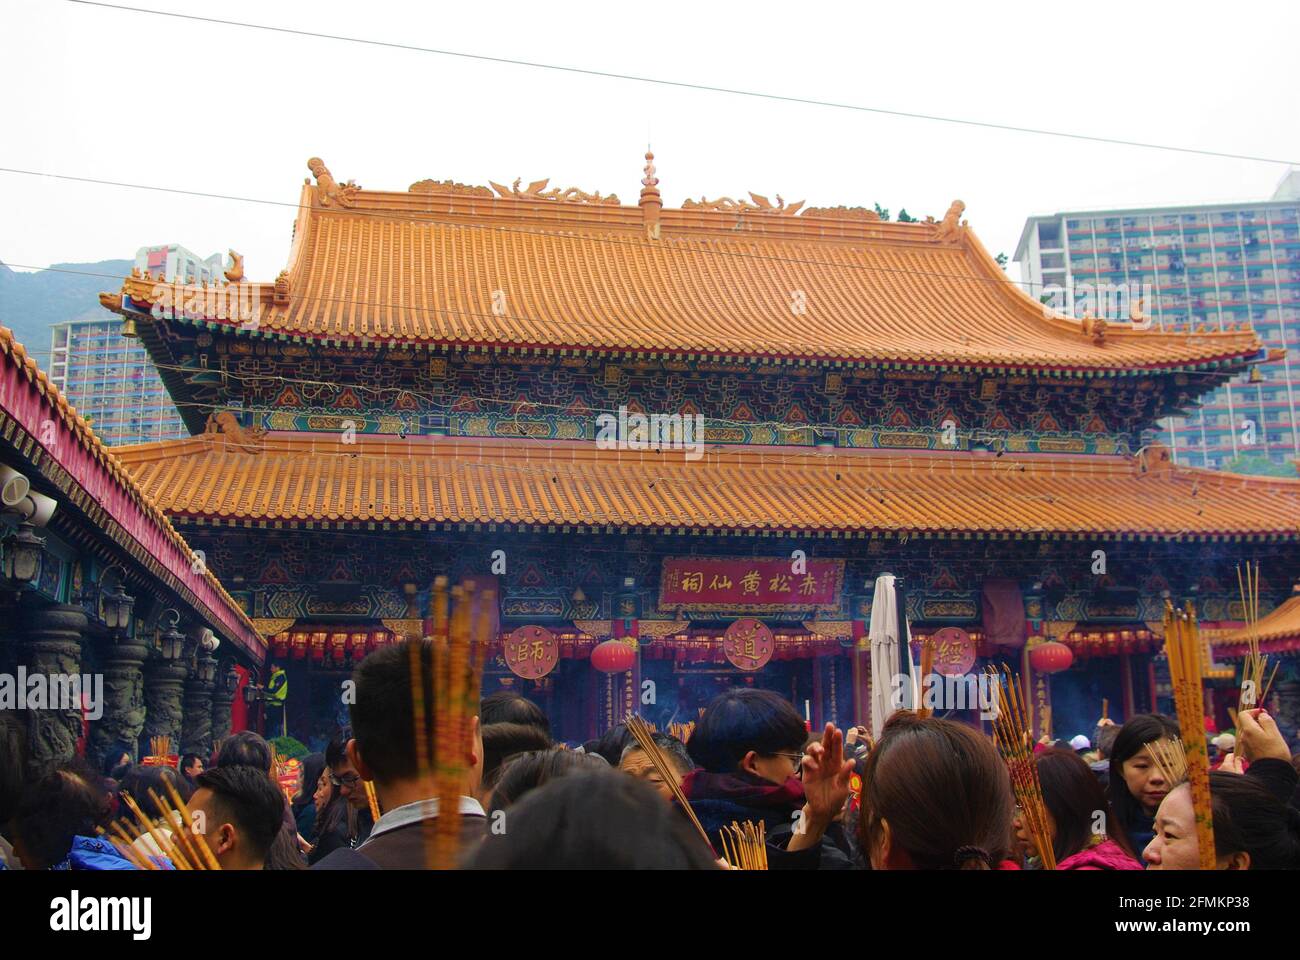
left=869, top=573, right=916, bottom=739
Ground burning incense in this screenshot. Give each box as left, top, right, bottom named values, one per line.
left=667, top=721, right=695, bottom=743
left=625, top=713, right=715, bottom=854
left=1162, top=600, right=1216, bottom=869
left=408, top=577, right=489, bottom=869
left=720, top=820, right=768, bottom=870
left=1236, top=563, right=1271, bottom=711
left=986, top=665, right=1057, bottom=870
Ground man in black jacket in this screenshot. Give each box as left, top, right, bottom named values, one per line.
left=313, top=641, right=486, bottom=869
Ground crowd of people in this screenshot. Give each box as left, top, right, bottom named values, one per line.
left=2, top=640, right=1299, bottom=870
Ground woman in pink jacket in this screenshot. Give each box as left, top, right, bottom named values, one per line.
left=1014, top=748, right=1143, bottom=870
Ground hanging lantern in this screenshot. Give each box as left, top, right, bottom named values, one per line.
left=349, top=631, right=368, bottom=660
left=291, top=631, right=308, bottom=660
left=273, top=632, right=290, bottom=658
left=367, top=630, right=390, bottom=653
left=591, top=638, right=636, bottom=673
left=1029, top=640, right=1074, bottom=675
left=309, top=631, right=327, bottom=663
left=329, top=632, right=348, bottom=664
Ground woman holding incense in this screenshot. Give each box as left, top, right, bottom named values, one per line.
left=858, top=713, right=1013, bottom=869
left=1014, top=748, right=1141, bottom=870
left=1106, top=713, right=1180, bottom=858
left=1143, top=770, right=1300, bottom=869
left=681, top=688, right=854, bottom=869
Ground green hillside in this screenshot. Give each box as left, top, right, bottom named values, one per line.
left=0, top=259, right=132, bottom=362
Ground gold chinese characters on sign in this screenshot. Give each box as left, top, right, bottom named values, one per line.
left=723, top=618, right=775, bottom=672
left=504, top=625, right=559, bottom=680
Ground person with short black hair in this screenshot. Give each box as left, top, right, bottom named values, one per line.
left=215, top=730, right=272, bottom=773
left=469, top=769, right=718, bottom=869
left=191, top=765, right=287, bottom=870
left=480, top=690, right=550, bottom=737
left=481, top=722, right=554, bottom=795
left=619, top=733, right=693, bottom=802
left=312, top=641, right=486, bottom=870
left=180, top=753, right=204, bottom=787
left=682, top=688, right=853, bottom=869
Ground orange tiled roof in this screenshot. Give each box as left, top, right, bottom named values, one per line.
left=103, top=158, right=1263, bottom=372
left=1214, top=593, right=1300, bottom=649
left=0, top=325, right=262, bottom=653
left=112, top=432, right=1300, bottom=540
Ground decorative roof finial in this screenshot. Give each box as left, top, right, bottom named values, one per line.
left=639, top=148, right=662, bottom=240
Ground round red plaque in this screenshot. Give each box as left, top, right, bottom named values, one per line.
left=930, top=626, right=976, bottom=676
left=723, top=618, right=774, bottom=671
left=504, top=625, right=559, bottom=680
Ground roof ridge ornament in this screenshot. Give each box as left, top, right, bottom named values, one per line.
left=933, top=200, right=966, bottom=242
left=408, top=178, right=494, bottom=197
left=223, top=250, right=244, bottom=284
left=307, top=157, right=360, bottom=208
left=639, top=149, right=662, bottom=240
left=682, top=192, right=805, bottom=216
left=488, top=177, right=620, bottom=205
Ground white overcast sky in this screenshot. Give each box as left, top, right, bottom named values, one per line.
left=2, top=0, right=1298, bottom=290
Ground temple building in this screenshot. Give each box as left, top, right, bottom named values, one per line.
left=97, top=155, right=1300, bottom=746
left=0, top=326, right=265, bottom=778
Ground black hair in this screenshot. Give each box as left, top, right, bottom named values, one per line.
left=1107, top=713, right=1179, bottom=838
left=469, top=770, right=718, bottom=869
left=1035, top=748, right=1136, bottom=864
left=487, top=748, right=609, bottom=816
left=1095, top=724, right=1120, bottom=759
left=215, top=730, right=273, bottom=774
left=620, top=733, right=694, bottom=776
left=195, top=765, right=286, bottom=863
left=108, top=762, right=133, bottom=782
left=591, top=724, right=633, bottom=767
left=119, top=764, right=193, bottom=821
left=1205, top=771, right=1300, bottom=870
left=481, top=723, right=554, bottom=790
left=180, top=754, right=203, bottom=780
left=12, top=766, right=102, bottom=869
left=101, top=741, right=133, bottom=777
left=325, top=733, right=350, bottom=771
left=688, top=688, right=808, bottom=774
left=294, top=753, right=327, bottom=815
left=349, top=640, right=477, bottom=783
left=480, top=690, right=551, bottom=736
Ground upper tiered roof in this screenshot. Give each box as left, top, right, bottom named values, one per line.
left=101, top=155, right=1266, bottom=374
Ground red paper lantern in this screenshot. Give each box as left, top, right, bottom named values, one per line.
left=330, top=632, right=348, bottom=664
left=272, top=632, right=290, bottom=658
left=1029, top=640, right=1074, bottom=675
left=591, top=638, right=636, bottom=673
left=291, top=631, right=308, bottom=661
left=309, top=631, right=327, bottom=663
left=349, top=632, right=368, bottom=660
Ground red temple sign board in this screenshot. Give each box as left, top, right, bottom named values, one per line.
left=660, top=557, right=843, bottom=613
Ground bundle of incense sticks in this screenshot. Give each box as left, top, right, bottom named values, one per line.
left=363, top=779, right=381, bottom=821
left=102, top=781, right=221, bottom=870
left=719, top=821, right=768, bottom=870
left=410, top=577, right=489, bottom=869
left=150, top=735, right=170, bottom=758
left=1162, top=599, right=1216, bottom=869
left=1146, top=737, right=1188, bottom=787
left=1235, top=563, right=1278, bottom=710
left=985, top=665, right=1056, bottom=870
left=667, top=721, right=695, bottom=743
left=624, top=713, right=714, bottom=854
left=915, top=638, right=936, bottom=720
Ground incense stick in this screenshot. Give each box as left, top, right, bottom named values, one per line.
left=160, top=775, right=221, bottom=870
left=1162, top=600, right=1216, bottom=870
left=625, top=713, right=715, bottom=855
left=1145, top=737, right=1188, bottom=787
left=720, top=820, right=768, bottom=870
left=986, top=666, right=1057, bottom=870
